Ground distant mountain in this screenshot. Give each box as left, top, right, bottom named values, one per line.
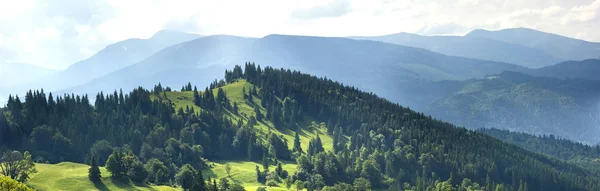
left=423, top=72, right=600, bottom=143
left=64, top=34, right=526, bottom=106
left=0, top=61, right=57, bottom=89
left=466, top=28, right=600, bottom=61
left=60, top=35, right=256, bottom=95
left=30, top=30, right=203, bottom=93
left=351, top=32, right=561, bottom=68
left=528, top=59, right=600, bottom=81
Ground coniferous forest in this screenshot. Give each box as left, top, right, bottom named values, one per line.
left=1, top=63, right=600, bottom=190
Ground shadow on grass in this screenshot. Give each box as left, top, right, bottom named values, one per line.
left=93, top=180, right=109, bottom=191
left=111, top=176, right=135, bottom=190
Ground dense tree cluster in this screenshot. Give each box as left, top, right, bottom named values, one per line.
left=1, top=62, right=600, bottom=190
left=480, top=128, right=600, bottom=173
left=234, top=63, right=600, bottom=190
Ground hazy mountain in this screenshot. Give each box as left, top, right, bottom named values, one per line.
left=60, top=35, right=257, bottom=95
left=528, top=59, right=600, bottom=81
left=423, top=72, right=600, bottom=143
left=466, top=28, right=600, bottom=61
left=351, top=32, right=561, bottom=68
left=0, top=61, right=57, bottom=89
left=30, top=30, right=203, bottom=93
left=63, top=34, right=527, bottom=106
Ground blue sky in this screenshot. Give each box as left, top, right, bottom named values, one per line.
left=0, top=0, right=599, bottom=70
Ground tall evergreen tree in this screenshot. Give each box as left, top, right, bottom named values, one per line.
left=293, top=131, right=302, bottom=153
left=191, top=169, right=207, bottom=191
left=88, top=157, right=101, bottom=182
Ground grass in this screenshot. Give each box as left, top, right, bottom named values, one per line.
left=28, top=162, right=180, bottom=191
left=203, top=161, right=298, bottom=190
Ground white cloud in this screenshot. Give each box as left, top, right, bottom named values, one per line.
left=0, top=0, right=598, bottom=70
left=562, top=0, right=600, bottom=24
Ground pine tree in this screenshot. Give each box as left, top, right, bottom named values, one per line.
left=254, top=106, right=263, bottom=121
left=88, top=157, right=101, bottom=182
left=293, top=131, right=302, bottom=153
left=233, top=102, right=239, bottom=114
left=191, top=169, right=207, bottom=191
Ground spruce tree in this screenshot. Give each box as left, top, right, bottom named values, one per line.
left=254, top=106, right=263, bottom=121
left=88, top=157, right=101, bottom=182
left=293, top=131, right=302, bottom=153
left=191, top=169, right=207, bottom=191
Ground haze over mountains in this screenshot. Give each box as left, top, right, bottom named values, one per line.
left=352, top=28, right=600, bottom=69
left=24, top=30, right=203, bottom=93
left=5, top=27, right=600, bottom=143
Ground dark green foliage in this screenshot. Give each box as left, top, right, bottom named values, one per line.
left=145, top=158, right=170, bottom=185
left=105, top=151, right=126, bottom=179
left=191, top=169, right=207, bottom=191
left=480, top=128, right=600, bottom=173
left=293, top=131, right=302, bottom=154
left=307, top=135, right=324, bottom=156
left=88, top=157, right=101, bottom=182
left=176, top=164, right=196, bottom=190
left=254, top=106, right=262, bottom=121
left=87, top=140, right=113, bottom=166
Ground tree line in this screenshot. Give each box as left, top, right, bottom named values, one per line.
left=1, top=62, right=600, bottom=190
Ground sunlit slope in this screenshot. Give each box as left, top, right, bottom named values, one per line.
left=153, top=79, right=334, bottom=152
left=28, top=162, right=179, bottom=191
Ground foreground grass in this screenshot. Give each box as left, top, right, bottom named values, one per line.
left=203, top=161, right=298, bottom=191
left=28, top=162, right=299, bottom=191
left=28, top=162, right=179, bottom=191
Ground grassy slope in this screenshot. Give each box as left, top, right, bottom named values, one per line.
left=28, top=162, right=179, bottom=191
left=29, top=80, right=333, bottom=191
left=165, top=80, right=334, bottom=190
left=155, top=80, right=334, bottom=152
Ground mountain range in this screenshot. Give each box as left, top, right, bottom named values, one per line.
left=352, top=28, right=600, bottom=69
left=422, top=71, right=600, bottom=143
left=25, top=30, right=203, bottom=93
left=5, top=27, right=600, bottom=144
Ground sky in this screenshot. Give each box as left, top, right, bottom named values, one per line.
left=0, top=0, right=599, bottom=70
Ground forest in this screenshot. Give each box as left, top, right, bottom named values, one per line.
left=2, top=63, right=600, bottom=190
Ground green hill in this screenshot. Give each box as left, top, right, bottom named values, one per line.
left=3, top=64, right=600, bottom=190
left=153, top=79, right=334, bottom=152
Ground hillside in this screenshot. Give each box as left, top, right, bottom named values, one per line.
left=528, top=59, right=600, bottom=81
left=3, top=64, right=600, bottom=190
left=351, top=32, right=560, bottom=68
left=423, top=72, right=600, bottom=143
left=466, top=28, right=600, bottom=61
left=479, top=128, right=600, bottom=173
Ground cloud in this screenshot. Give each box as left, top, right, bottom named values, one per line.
left=0, top=0, right=599, bottom=70
left=562, top=0, right=600, bottom=24
left=291, top=0, right=352, bottom=19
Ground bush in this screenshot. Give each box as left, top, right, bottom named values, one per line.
left=266, top=180, right=278, bottom=187
left=0, top=175, right=34, bottom=191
